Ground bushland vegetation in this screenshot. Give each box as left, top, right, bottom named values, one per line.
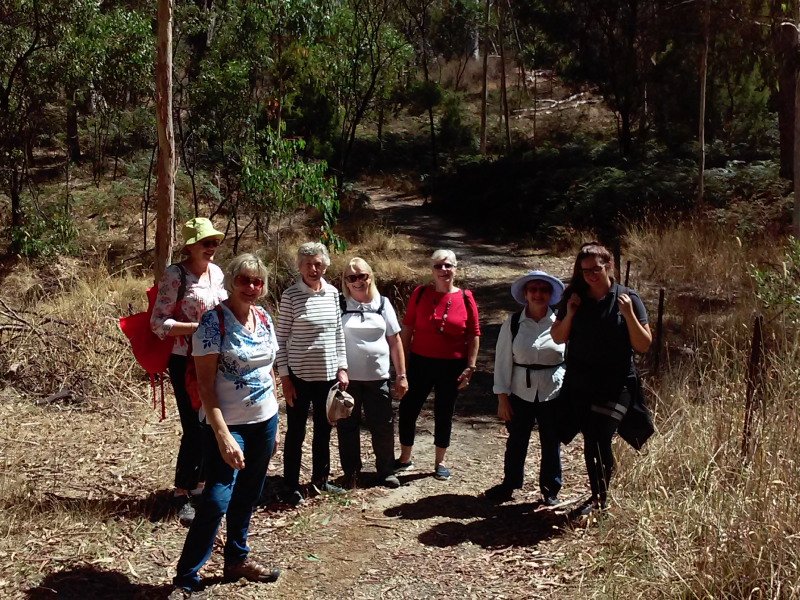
left=1, top=0, right=800, bottom=597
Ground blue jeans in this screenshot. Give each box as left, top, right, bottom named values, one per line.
left=173, top=415, right=278, bottom=591
left=503, top=394, right=562, bottom=499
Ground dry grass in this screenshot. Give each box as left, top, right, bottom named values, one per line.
left=625, top=219, right=781, bottom=294
left=0, top=260, right=150, bottom=402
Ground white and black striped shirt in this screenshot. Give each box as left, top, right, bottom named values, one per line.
left=275, top=277, right=348, bottom=381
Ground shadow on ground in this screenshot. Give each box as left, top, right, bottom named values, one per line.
left=25, top=566, right=169, bottom=599
left=26, top=489, right=181, bottom=523
left=384, top=493, right=567, bottom=549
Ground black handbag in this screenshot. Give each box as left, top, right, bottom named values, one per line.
left=617, top=374, right=655, bottom=450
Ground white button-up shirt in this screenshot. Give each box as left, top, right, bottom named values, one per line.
left=493, top=308, right=565, bottom=403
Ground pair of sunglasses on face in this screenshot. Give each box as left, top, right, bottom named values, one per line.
left=234, top=274, right=264, bottom=289
left=345, top=273, right=369, bottom=284
left=201, top=239, right=221, bottom=249
left=433, top=263, right=455, bottom=271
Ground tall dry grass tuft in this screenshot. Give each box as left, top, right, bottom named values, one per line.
left=572, top=221, right=800, bottom=598
left=625, top=219, right=781, bottom=294
left=0, top=260, right=151, bottom=403
left=328, top=224, right=424, bottom=314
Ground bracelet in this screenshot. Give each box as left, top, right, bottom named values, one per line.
left=397, top=374, right=407, bottom=380
left=465, top=366, right=477, bottom=372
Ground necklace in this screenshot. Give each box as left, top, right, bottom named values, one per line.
left=436, top=296, right=452, bottom=334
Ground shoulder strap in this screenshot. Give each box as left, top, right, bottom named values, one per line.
left=510, top=309, right=523, bottom=341
left=377, top=295, right=385, bottom=315
left=339, top=293, right=347, bottom=314
left=175, top=263, right=188, bottom=304
left=214, top=304, right=226, bottom=346
left=254, top=306, right=269, bottom=328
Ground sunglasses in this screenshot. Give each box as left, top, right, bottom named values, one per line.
left=345, top=273, right=369, bottom=284
left=433, top=263, right=455, bottom=271
left=581, top=265, right=606, bottom=276
left=234, top=274, right=264, bottom=289
left=201, top=239, right=221, bottom=249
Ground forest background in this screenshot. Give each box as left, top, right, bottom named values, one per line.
left=3, top=0, right=800, bottom=598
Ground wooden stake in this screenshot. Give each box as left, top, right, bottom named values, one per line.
left=624, top=260, right=631, bottom=287
left=741, top=314, right=764, bottom=458
left=653, top=287, right=665, bottom=375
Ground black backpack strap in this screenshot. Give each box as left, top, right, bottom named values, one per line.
left=377, top=295, right=385, bottom=315
left=213, top=304, right=227, bottom=349
left=339, top=293, right=347, bottom=314
left=174, top=263, right=188, bottom=304
left=510, top=309, right=523, bottom=341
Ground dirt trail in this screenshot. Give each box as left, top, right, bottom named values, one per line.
left=237, top=190, right=589, bottom=600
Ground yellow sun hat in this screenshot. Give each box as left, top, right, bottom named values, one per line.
left=182, top=217, right=224, bottom=247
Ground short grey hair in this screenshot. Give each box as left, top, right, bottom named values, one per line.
left=431, top=249, right=457, bottom=266
left=296, top=242, right=331, bottom=269
left=225, top=253, right=269, bottom=298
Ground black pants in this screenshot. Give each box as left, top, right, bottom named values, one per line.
left=283, top=374, right=335, bottom=490
left=399, top=354, right=466, bottom=449
left=168, top=354, right=204, bottom=491
left=337, top=379, right=395, bottom=477
left=503, top=394, right=562, bottom=498
left=580, top=387, right=632, bottom=503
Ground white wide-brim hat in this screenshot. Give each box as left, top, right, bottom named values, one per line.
left=510, top=270, right=565, bottom=306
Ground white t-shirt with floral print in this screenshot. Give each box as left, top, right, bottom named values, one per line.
left=150, top=262, right=227, bottom=356
left=192, top=303, right=279, bottom=426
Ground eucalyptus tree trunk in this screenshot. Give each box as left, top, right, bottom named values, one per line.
left=697, top=0, right=710, bottom=204
left=795, top=5, right=800, bottom=236
left=479, top=0, right=490, bottom=154
left=155, top=0, right=175, bottom=284
left=497, top=1, right=510, bottom=151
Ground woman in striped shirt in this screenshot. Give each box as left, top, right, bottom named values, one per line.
left=276, top=242, right=348, bottom=506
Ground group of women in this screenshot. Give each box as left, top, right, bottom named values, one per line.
left=152, top=219, right=651, bottom=597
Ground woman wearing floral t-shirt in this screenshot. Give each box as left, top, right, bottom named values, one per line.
left=171, top=253, right=281, bottom=594
left=151, top=217, right=227, bottom=526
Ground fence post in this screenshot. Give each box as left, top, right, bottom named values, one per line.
left=624, top=260, right=631, bottom=287
left=613, top=240, right=621, bottom=282
left=741, top=314, right=764, bottom=458
left=653, top=287, right=666, bottom=375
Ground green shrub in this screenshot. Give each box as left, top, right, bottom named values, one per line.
left=11, top=204, right=78, bottom=258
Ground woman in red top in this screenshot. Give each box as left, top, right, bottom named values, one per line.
left=397, top=249, right=481, bottom=481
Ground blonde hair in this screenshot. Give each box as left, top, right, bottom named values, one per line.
left=431, top=248, right=457, bottom=266
left=225, top=253, right=269, bottom=299
left=341, top=257, right=379, bottom=300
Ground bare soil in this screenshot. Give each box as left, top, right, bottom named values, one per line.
left=2, top=190, right=602, bottom=600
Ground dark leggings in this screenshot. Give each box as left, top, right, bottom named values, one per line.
left=580, top=387, right=632, bottom=503
left=168, top=354, right=204, bottom=491
left=398, top=354, right=466, bottom=449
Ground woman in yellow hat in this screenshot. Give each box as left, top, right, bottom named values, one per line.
left=151, top=217, right=227, bottom=527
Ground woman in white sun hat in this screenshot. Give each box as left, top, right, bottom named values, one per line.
left=485, top=270, right=566, bottom=506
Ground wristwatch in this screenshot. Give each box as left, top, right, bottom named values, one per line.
left=397, top=374, right=407, bottom=380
